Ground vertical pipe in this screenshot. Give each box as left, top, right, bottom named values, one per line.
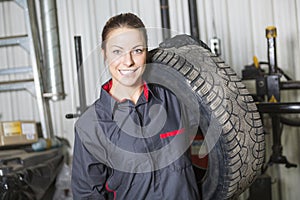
left=188, top=0, right=200, bottom=40
left=26, top=0, right=53, bottom=138
left=40, top=0, right=65, bottom=101
left=271, top=114, right=282, bottom=158
left=74, top=36, right=87, bottom=114
left=271, top=114, right=283, bottom=200
left=266, top=26, right=278, bottom=74
left=159, top=0, right=171, bottom=40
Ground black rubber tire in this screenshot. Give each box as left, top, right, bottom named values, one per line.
left=145, top=35, right=265, bottom=200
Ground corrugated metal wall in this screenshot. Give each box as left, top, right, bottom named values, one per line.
left=1, top=0, right=300, bottom=198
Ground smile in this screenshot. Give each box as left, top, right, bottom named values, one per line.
left=119, top=68, right=139, bottom=75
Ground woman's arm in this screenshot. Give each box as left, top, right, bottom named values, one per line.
left=71, top=130, right=110, bottom=200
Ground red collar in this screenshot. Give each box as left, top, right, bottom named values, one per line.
left=102, top=80, right=149, bottom=101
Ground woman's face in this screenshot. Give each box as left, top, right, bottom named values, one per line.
left=104, top=27, right=147, bottom=89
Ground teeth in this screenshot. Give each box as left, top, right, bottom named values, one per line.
left=119, top=69, right=136, bottom=75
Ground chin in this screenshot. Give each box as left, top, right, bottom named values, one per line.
left=120, top=79, right=143, bottom=88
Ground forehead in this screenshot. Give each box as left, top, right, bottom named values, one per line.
left=106, top=28, right=146, bottom=48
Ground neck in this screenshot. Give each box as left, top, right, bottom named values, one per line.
left=109, top=80, right=144, bottom=104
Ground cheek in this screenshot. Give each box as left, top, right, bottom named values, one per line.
left=108, top=62, right=119, bottom=75
left=107, top=55, right=122, bottom=68
left=107, top=59, right=120, bottom=75
left=134, top=54, right=147, bottom=65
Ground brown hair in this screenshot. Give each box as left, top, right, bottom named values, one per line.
left=101, top=13, right=148, bottom=49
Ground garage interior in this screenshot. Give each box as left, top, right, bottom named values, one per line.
left=0, top=0, right=300, bottom=199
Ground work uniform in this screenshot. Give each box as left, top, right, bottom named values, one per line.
left=71, top=80, right=200, bottom=200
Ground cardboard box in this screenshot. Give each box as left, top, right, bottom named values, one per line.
left=0, top=121, right=38, bottom=146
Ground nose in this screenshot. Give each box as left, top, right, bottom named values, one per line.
left=123, top=51, right=134, bottom=67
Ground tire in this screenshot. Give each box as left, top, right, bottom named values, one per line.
left=145, top=35, right=265, bottom=199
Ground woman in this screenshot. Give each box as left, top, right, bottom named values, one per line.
left=71, top=13, right=200, bottom=199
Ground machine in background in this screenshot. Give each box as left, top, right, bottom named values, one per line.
left=242, top=26, right=300, bottom=200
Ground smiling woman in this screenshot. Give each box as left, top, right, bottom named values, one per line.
left=71, top=13, right=201, bottom=200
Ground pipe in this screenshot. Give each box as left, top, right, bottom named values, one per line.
left=27, top=0, right=54, bottom=138
left=257, top=102, right=300, bottom=114
left=74, top=36, right=87, bottom=114
left=188, top=0, right=200, bottom=40
left=266, top=26, right=278, bottom=74
left=280, top=81, right=300, bottom=90
left=160, top=0, right=171, bottom=40
left=40, top=0, right=65, bottom=101
left=280, top=116, right=300, bottom=127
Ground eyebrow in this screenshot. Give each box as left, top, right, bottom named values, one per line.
left=132, top=45, right=145, bottom=49
left=111, top=44, right=145, bottom=49
left=111, top=45, right=124, bottom=49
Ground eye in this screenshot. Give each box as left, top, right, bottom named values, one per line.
left=132, top=48, right=144, bottom=54
left=112, top=49, right=122, bottom=55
